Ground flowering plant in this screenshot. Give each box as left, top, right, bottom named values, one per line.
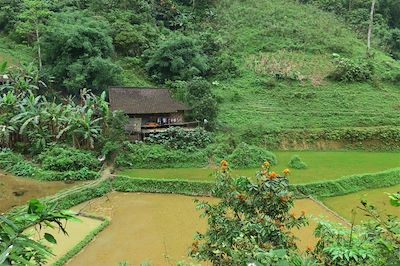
left=191, top=160, right=307, bottom=265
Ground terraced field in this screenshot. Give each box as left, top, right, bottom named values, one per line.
left=323, top=184, right=400, bottom=224
left=119, top=151, right=400, bottom=184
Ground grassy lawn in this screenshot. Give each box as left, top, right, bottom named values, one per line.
left=322, top=184, right=400, bottom=224
left=119, top=151, right=400, bottom=184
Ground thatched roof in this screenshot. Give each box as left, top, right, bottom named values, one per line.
left=109, top=87, right=190, bottom=114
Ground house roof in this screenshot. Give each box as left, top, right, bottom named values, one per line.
left=108, top=87, right=190, bottom=114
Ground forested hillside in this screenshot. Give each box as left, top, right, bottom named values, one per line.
left=1, top=0, right=400, bottom=147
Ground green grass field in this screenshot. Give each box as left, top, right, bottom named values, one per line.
left=119, top=151, right=400, bottom=184
left=323, top=184, right=400, bottom=223
left=210, top=0, right=400, bottom=136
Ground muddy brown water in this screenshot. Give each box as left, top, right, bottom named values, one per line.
left=28, top=216, right=103, bottom=265
left=66, top=192, right=346, bottom=266
left=0, top=172, right=77, bottom=213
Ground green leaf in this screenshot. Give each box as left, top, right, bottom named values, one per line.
left=28, top=198, right=45, bottom=214
left=44, top=233, right=57, bottom=244
left=0, top=245, right=13, bottom=264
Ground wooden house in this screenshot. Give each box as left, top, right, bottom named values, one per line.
left=109, top=87, right=197, bottom=139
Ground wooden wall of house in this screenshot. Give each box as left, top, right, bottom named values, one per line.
left=126, top=117, right=142, bottom=132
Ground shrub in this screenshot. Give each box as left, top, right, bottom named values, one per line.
left=39, top=168, right=100, bottom=181
left=115, top=142, right=208, bottom=168
left=208, top=142, right=235, bottom=163
left=0, top=149, right=39, bottom=177
left=185, top=78, right=218, bottom=130
left=226, top=142, right=277, bottom=168
left=113, top=176, right=214, bottom=196
left=329, top=54, right=373, bottom=82
left=145, top=33, right=208, bottom=82
left=37, top=146, right=100, bottom=172
left=145, top=127, right=212, bottom=150
left=191, top=163, right=307, bottom=264
left=288, top=155, right=307, bottom=169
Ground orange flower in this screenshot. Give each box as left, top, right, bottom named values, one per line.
left=301, top=210, right=306, bottom=216
left=290, top=212, right=296, bottom=218
left=306, top=246, right=313, bottom=252
left=262, top=161, right=270, bottom=168
left=283, top=168, right=290, bottom=175
left=220, top=160, right=229, bottom=171
left=268, top=171, right=278, bottom=180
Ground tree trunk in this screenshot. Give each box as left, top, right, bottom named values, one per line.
left=367, top=0, right=376, bottom=55
left=35, top=24, right=42, bottom=71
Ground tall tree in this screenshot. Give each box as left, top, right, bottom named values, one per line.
left=15, top=0, right=52, bottom=71
left=367, top=0, right=376, bottom=55
left=42, top=11, right=120, bottom=94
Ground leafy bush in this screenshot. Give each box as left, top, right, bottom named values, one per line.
left=185, top=78, right=218, bottom=130
left=208, top=142, right=235, bottom=163
left=191, top=163, right=307, bottom=265
left=226, top=142, right=277, bottom=168
left=288, top=155, right=307, bottom=169
left=111, top=21, right=158, bottom=56
left=314, top=198, right=400, bottom=265
left=210, top=52, right=240, bottom=79
left=0, top=149, right=100, bottom=181
left=43, top=11, right=120, bottom=94
left=329, top=54, right=373, bottom=82
left=7, top=161, right=38, bottom=177
left=145, top=127, right=212, bottom=150
left=0, top=149, right=39, bottom=177
left=113, top=176, right=214, bottom=196
left=39, top=168, right=100, bottom=181
left=37, top=146, right=100, bottom=172
left=145, top=33, right=208, bottom=82
left=115, top=142, right=208, bottom=168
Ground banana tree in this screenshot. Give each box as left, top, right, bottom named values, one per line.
left=10, top=93, right=50, bottom=151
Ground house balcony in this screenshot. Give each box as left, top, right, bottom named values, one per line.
left=140, top=121, right=199, bottom=134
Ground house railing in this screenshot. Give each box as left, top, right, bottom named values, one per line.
left=141, top=121, right=199, bottom=129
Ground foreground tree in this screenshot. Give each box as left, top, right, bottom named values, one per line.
left=191, top=161, right=308, bottom=265
left=15, top=0, right=53, bottom=71
left=191, top=160, right=400, bottom=266
left=0, top=199, right=76, bottom=265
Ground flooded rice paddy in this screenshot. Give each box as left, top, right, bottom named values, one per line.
left=65, top=192, right=346, bottom=266
left=28, top=216, right=103, bottom=265
left=0, top=172, right=77, bottom=213
left=323, top=184, right=400, bottom=223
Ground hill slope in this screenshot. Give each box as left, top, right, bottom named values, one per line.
left=208, top=0, right=400, bottom=137
left=1, top=0, right=399, bottom=148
